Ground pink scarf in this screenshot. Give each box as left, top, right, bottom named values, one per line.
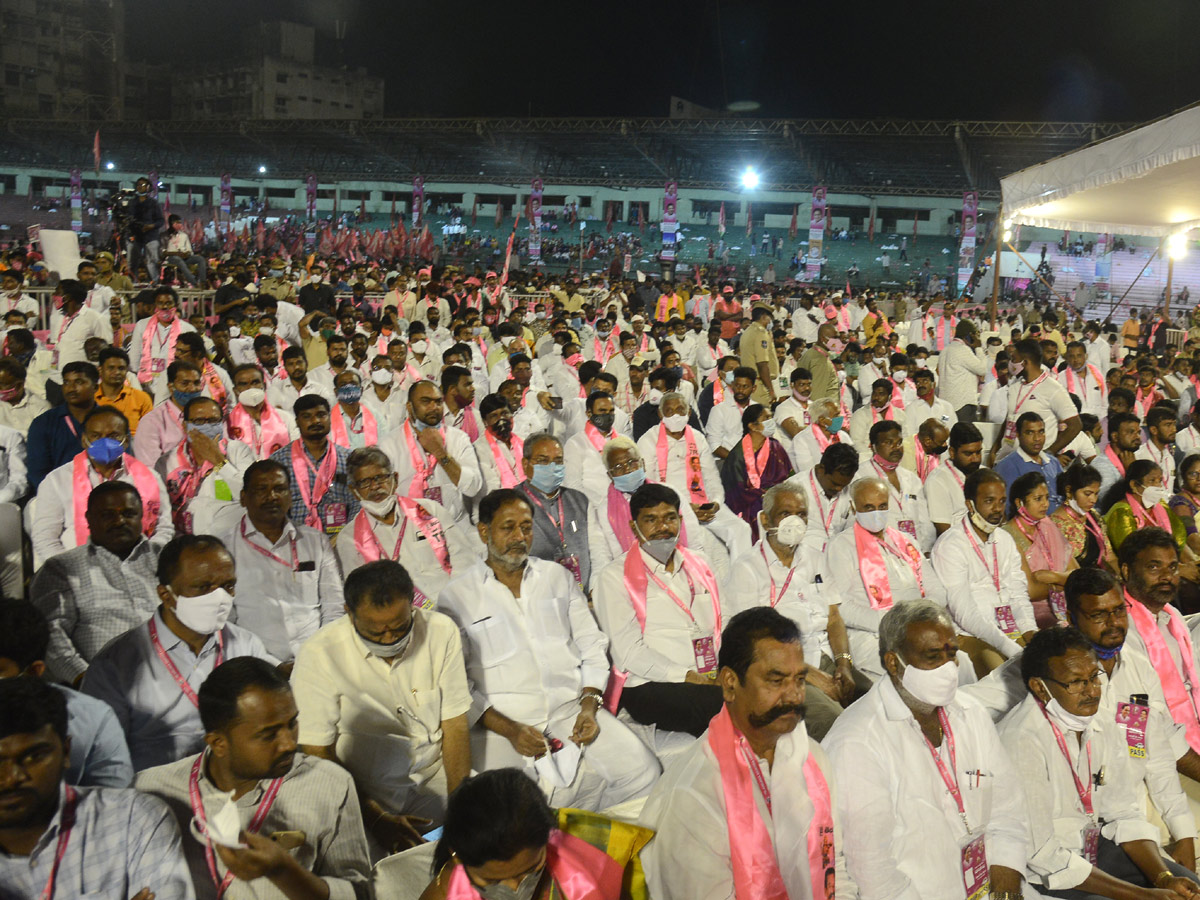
left=352, top=496, right=450, bottom=572
left=329, top=403, right=378, bottom=448
left=1104, top=445, right=1127, bottom=477
left=484, top=430, right=524, bottom=488
left=445, top=830, right=623, bottom=900
left=656, top=424, right=709, bottom=504
left=138, top=315, right=182, bottom=382
left=457, top=404, right=480, bottom=441
left=165, top=442, right=215, bottom=531
left=201, top=361, right=227, bottom=408
left=707, top=705, right=835, bottom=900
left=1127, top=493, right=1171, bottom=531
left=228, top=402, right=290, bottom=458
left=742, top=434, right=771, bottom=490
left=854, top=523, right=924, bottom=609
left=914, top=441, right=940, bottom=481
left=583, top=422, right=610, bottom=453
left=290, top=440, right=338, bottom=529
left=603, top=543, right=719, bottom=714
left=1125, top=590, right=1200, bottom=753
left=72, top=452, right=161, bottom=544
left=1064, top=364, right=1102, bottom=398
left=403, top=421, right=442, bottom=498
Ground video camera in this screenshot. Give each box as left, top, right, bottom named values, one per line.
left=106, top=189, right=140, bottom=240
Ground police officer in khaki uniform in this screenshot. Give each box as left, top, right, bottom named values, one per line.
left=258, top=257, right=296, bottom=303
left=740, top=302, right=780, bottom=406
left=93, top=251, right=134, bottom=293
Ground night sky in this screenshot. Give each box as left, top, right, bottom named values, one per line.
left=128, top=0, right=1200, bottom=121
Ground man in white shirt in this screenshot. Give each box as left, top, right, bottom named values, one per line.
left=848, top=380, right=901, bottom=461
left=339, top=446, right=477, bottom=597
left=855, top=344, right=889, bottom=400
left=223, top=364, right=298, bottom=460
left=222, top=459, right=343, bottom=662
left=562, top=390, right=619, bottom=508
left=792, top=442, right=860, bottom=554
left=826, top=478, right=945, bottom=678
left=1084, top=322, right=1112, bottom=374
left=268, top=345, right=334, bottom=413
left=998, top=627, right=1200, bottom=897
left=33, top=405, right=173, bottom=566
left=791, top=295, right=823, bottom=344
left=1136, top=406, right=1177, bottom=489
left=823, top=601, right=1029, bottom=900
left=935, top=320, right=988, bottom=420
left=439, top=488, right=659, bottom=810
left=863, top=420, right=937, bottom=551
left=637, top=391, right=751, bottom=563
left=128, top=286, right=196, bottom=391
left=593, top=482, right=728, bottom=737
left=0, top=355, right=50, bottom=435
left=904, top=367, right=954, bottom=437
left=80, top=534, right=275, bottom=770
left=0, top=268, right=38, bottom=322
left=1059, top=340, right=1108, bottom=417
left=993, top=338, right=1081, bottom=464
left=790, top=397, right=847, bottom=475
left=924, top=420, right=983, bottom=535
left=774, top=367, right=813, bottom=439
left=704, top=366, right=757, bottom=459
left=729, top=482, right=867, bottom=740
left=49, top=278, right=113, bottom=369
left=379, top=379, right=483, bottom=528
left=931, top=468, right=1036, bottom=675
left=294, top=559, right=472, bottom=844
left=640, top=607, right=854, bottom=900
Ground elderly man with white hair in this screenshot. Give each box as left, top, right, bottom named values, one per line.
left=728, top=481, right=871, bottom=739
left=790, top=396, right=846, bottom=474
left=824, top=476, right=945, bottom=678
left=636, top=390, right=751, bottom=564
left=586, top=435, right=728, bottom=581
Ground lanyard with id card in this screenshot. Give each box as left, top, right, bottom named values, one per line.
left=1115, top=696, right=1149, bottom=759
left=1041, top=701, right=1101, bottom=864
left=645, top=562, right=715, bottom=674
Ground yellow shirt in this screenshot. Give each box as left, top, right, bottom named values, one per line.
left=94, top=384, right=154, bottom=434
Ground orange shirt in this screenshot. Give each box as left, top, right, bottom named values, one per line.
left=95, top=383, right=154, bottom=434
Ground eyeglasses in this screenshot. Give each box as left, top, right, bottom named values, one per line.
left=353, top=473, right=395, bottom=491
left=608, top=460, right=641, bottom=476
left=1075, top=604, right=1128, bottom=625
left=1043, top=673, right=1103, bottom=695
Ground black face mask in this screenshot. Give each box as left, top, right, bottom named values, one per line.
left=590, top=413, right=615, bottom=433
left=928, top=444, right=948, bottom=456
left=491, top=418, right=513, bottom=439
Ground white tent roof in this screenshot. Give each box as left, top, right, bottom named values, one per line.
left=1000, top=103, right=1200, bottom=237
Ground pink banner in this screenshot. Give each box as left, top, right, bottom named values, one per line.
left=804, top=186, right=827, bottom=282
left=662, top=179, right=679, bottom=262
left=306, top=174, right=318, bottom=219
left=956, top=191, right=979, bottom=293
left=219, top=173, right=232, bottom=220
left=412, top=176, right=424, bottom=227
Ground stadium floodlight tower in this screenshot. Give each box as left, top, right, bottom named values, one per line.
left=740, top=167, right=760, bottom=190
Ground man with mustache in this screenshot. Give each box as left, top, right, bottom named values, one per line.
left=998, top=627, right=1200, bottom=898
left=923, top=421, right=984, bottom=534
left=438, top=489, right=659, bottom=810
left=824, top=601, right=1028, bottom=900
left=137, top=657, right=371, bottom=899
left=640, top=607, right=852, bottom=899
left=0, top=678, right=192, bottom=899
left=1064, top=567, right=1200, bottom=869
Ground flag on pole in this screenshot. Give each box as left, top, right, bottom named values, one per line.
left=471, top=198, right=478, bottom=227
left=868, top=213, right=875, bottom=244
left=718, top=202, right=726, bottom=236
left=845, top=279, right=852, bottom=299
left=92, top=130, right=100, bottom=175
left=637, top=204, right=644, bottom=233
left=495, top=199, right=503, bottom=227
left=788, top=205, right=798, bottom=239
left=605, top=202, right=613, bottom=234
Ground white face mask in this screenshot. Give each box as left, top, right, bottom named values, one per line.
left=229, top=326, right=241, bottom=338
left=1042, top=694, right=1095, bottom=733
left=893, top=370, right=908, bottom=383
left=237, top=387, right=265, bottom=408
left=1142, top=486, right=1169, bottom=507
left=773, top=514, right=807, bottom=546
left=760, top=420, right=778, bottom=438
left=171, top=587, right=234, bottom=635
left=968, top=501, right=999, bottom=535
left=359, top=494, right=397, bottom=519
left=411, top=340, right=428, bottom=355
left=370, top=369, right=393, bottom=386
left=855, top=509, right=889, bottom=534
left=662, top=413, right=688, bottom=433
left=900, top=658, right=959, bottom=707
left=259, top=326, right=274, bottom=336
left=358, top=628, right=412, bottom=659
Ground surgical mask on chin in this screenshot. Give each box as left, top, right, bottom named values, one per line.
left=635, top=521, right=678, bottom=564
left=968, top=502, right=999, bottom=535
left=1042, top=695, right=1095, bottom=733
left=171, top=587, right=234, bottom=635
left=359, top=494, right=397, bottom=519
left=1067, top=497, right=1088, bottom=516
left=1141, top=486, right=1169, bottom=507
left=772, top=514, right=807, bottom=546
left=530, top=462, right=565, bottom=494
left=611, top=469, right=646, bottom=493
left=855, top=509, right=889, bottom=534
left=900, top=658, right=959, bottom=707
left=477, top=869, right=544, bottom=900
left=359, top=628, right=411, bottom=659
left=237, top=387, right=266, bottom=408
left=662, top=413, right=688, bottom=433
left=370, top=368, right=393, bottom=386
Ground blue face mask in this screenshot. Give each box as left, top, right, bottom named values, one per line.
left=570, top=317, right=583, bottom=331
left=612, top=469, right=646, bottom=493
left=530, top=462, right=565, bottom=493
left=188, top=422, right=224, bottom=441
left=173, top=389, right=202, bottom=407
left=337, top=384, right=363, bottom=404
left=85, top=436, right=126, bottom=465
left=829, top=415, right=844, bottom=434
left=724, top=371, right=735, bottom=384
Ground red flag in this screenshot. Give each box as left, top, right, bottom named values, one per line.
left=718, top=202, right=726, bottom=236
left=191, top=219, right=203, bottom=247
left=605, top=202, right=613, bottom=234
left=502, top=229, right=516, bottom=284
left=788, top=205, right=798, bottom=239
left=568, top=203, right=576, bottom=225
left=471, top=198, right=478, bottom=227
left=868, top=213, right=875, bottom=244
left=92, top=130, right=100, bottom=175
left=495, top=200, right=503, bottom=227
left=637, top=204, right=644, bottom=232
left=525, top=196, right=533, bottom=223
left=359, top=195, right=365, bottom=219
left=745, top=204, right=752, bottom=237
left=162, top=191, right=170, bottom=217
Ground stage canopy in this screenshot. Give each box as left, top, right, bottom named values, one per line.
left=1001, top=102, right=1200, bottom=237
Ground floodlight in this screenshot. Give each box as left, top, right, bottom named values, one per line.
left=1002, top=229, right=1012, bottom=243
left=740, top=168, right=759, bottom=190
left=1002, top=218, right=1013, bottom=230
left=1168, top=232, right=1189, bottom=260
left=105, top=162, right=115, bottom=170
left=258, top=165, right=268, bottom=174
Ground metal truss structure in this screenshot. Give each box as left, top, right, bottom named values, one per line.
left=1, top=116, right=1135, bottom=198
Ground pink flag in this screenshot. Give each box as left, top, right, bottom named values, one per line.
left=718, top=201, right=726, bottom=236
left=788, top=205, right=798, bottom=239
left=92, top=130, right=101, bottom=175
left=495, top=200, right=503, bottom=227
left=868, top=213, right=875, bottom=244
left=745, top=204, right=752, bottom=237
left=637, top=205, right=644, bottom=232
left=471, top=199, right=478, bottom=227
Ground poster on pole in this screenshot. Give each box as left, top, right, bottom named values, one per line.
left=306, top=175, right=318, bottom=219
left=661, top=180, right=679, bottom=262
left=148, top=170, right=158, bottom=200
left=530, top=177, right=543, bottom=231
left=69, top=168, right=82, bottom=233
left=1094, top=232, right=1111, bottom=298
left=412, top=176, right=424, bottom=227
left=219, top=173, right=232, bottom=230
left=956, top=191, right=979, bottom=293
left=804, top=186, right=827, bottom=282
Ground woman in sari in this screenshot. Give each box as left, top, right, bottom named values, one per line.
left=1049, top=462, right=1118, bottom=574
left=1004, top=471, right=1077, bottom=628
left=1101, top=458, right=1189, bottom=553
left=720, top=402, right=794, bottom=541
left=1169, top=452, right=1200, bottom=558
